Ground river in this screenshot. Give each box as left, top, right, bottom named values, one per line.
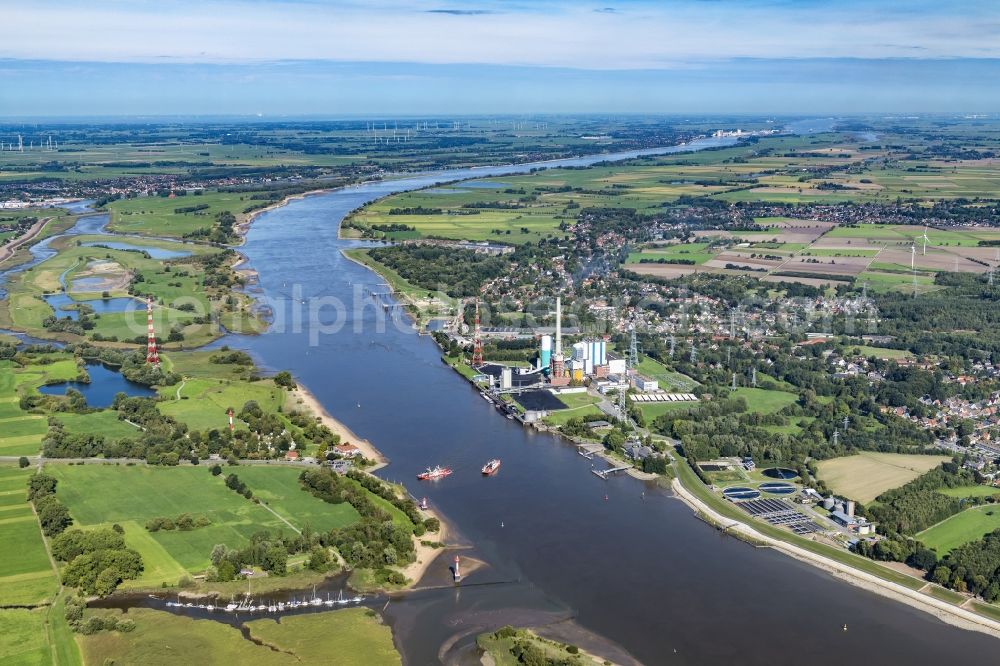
left=225, top=139, right=995, bottom=663
left=3, top=139, right=995, bottom=663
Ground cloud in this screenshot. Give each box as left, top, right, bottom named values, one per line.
left=0, top=1, right=997, bottom=69
left=425, top=9, right=496, bottom=15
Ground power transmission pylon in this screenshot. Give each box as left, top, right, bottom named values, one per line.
left=471, top=299, right=483, bottom=367
left=146, top=296, right=160, bottom=366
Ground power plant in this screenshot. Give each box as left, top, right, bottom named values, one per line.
left=541, top=295, right=610, bottom=385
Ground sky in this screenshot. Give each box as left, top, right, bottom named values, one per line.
left=1, top=0, right=999, bottom=117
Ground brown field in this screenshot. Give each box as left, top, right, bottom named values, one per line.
left=783, top=256, right=870, bottom=276
left=625, top=264, right=703, bottom=279
left=691, top=230, right=733, bottom=240
left=949, top=246, right=1000, bottom=262
left=880, top=248, right=988, bottom=273
left=809, top=237, right=883, bottom=251
left=816, top=452, right=950, bottom=504
left=705, top=254, right=784, bottom=271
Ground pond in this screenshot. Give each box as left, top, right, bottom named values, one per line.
left=38, top=361, right=156, bottom=407
left=43, top=293, right=142, bottom=321
left=81, top=241, right=192, bottom=260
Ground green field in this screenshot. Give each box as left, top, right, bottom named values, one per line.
left=79, top=607, right=399, bottom=666
left=225, top=466, right=361, bottom=533
left=634, top=356, right=699, bottom=391
left=54, top=411, right=141, bottom=441
left=938, top=485, right=1000, bottom=499
left=107, top=191, right=255, bottom=238
left=850, top=345, right=913, bottom=360
left=0, top=609, right=53, bottom=666
left=637, top=401, right=696, bottom=420
left=731, top=387, right=797, bottom=415
left=0, top=466, right=58, bottom=606
left=0, top=359, right=66, bottom=456
left=158, top=377, right=285, bottom=433
left=627, top=242, right=718, bottom=265
left=918, top=506, right=1000, bottom=554
left=49, top=465, right=300, bottom=578
left=47, top=464, right=377, bottom=585
left=816, top=452, right=951, bottom=504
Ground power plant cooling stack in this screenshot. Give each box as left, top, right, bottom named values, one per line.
left=540, top=335, right=553, bottom=370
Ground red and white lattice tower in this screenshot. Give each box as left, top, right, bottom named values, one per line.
left=471, top=299, right=483, bottom=368
left=145, top=296, right=160, bottom=366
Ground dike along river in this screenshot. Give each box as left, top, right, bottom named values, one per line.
left=8, top=141, right=993, bottom=663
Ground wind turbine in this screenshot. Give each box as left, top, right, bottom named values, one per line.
left=921, top=226, right=930, bottom=255
left=911, top=244, right=918, bottom=297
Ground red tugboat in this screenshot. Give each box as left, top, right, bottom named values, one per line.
left=417, top=465, right=452, bottom=481
left=481, top=459, right=501, bottom=476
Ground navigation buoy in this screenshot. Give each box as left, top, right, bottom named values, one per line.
left=501, top=521, right=504, bottom=528
left=604, top=494, right=608, bottom=501
left=843, top=624, right=848, bottom=632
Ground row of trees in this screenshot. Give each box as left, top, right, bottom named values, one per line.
left=27, top=473, right=73, bottom=537
left=145, top=513, right=211, bottom=532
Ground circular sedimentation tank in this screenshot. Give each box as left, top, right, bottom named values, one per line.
left=759, top=482, right=796, bottom=495
left=762, top=467, right=798, bottom=480
left=723, top=486, right=761, bottom=500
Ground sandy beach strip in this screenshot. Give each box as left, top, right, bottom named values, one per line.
left=400, top=508, right=452, bottom=585
left=288, top=385, right=389, bottom=468
left=288, top=384, right=455, bottom=586
left=670, top=475, right=1000, bottom=638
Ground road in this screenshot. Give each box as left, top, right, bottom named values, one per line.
left=0, top=216, right=51, bottom=266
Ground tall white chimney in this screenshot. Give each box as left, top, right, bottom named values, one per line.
left=555, top=296, right=562, bottom=358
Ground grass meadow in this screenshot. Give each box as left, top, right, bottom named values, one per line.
left=0, top=465, right=58, bottom=607
left=47, top=464, right=370, bottom=585
left=78, top=606, right=398, bottom=666
left=918, top=506, right=1000, bottom=554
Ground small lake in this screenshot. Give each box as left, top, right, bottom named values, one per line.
left=81, top=242, right=192, bottom=260
left=38, top=361, right=156, bottom=407
left=44, top=293, right=142, bottom=321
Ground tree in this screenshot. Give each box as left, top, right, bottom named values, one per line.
left=94, top=567, right=123, bottom=597
left=932, top=565, right=951, bottom=586
left=18, top=457, right=29, bottom=469
left=36, top=498, right=73, bottom=536
left=307, top=547, right=331, bottom=572
left=273, top=371, right=296, bottom=390
left=27, top=473, right=58, bottom=501
left=210, top=544, right=229, bottom=567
